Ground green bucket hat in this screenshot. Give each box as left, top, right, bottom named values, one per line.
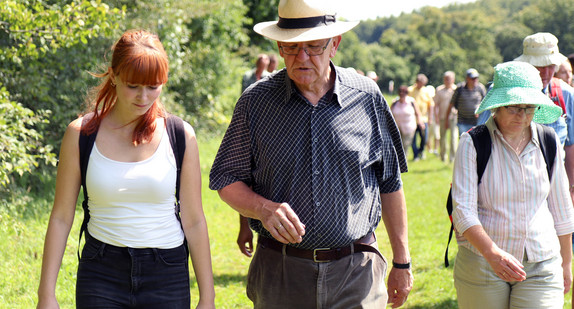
left=475, top=61, right=563, bottom=124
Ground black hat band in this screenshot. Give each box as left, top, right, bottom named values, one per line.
left=277, top=14, right=336, bottom=29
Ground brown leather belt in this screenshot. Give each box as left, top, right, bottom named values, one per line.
left=257, top=232, right=382, bottom=262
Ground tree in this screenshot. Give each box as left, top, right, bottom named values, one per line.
left=0, top=0, right=123, bottom=191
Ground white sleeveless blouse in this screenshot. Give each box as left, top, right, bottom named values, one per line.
left=86, top=130, right=184, bottom=248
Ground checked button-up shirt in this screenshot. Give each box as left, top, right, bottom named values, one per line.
left=209, top=63, right=407, bottom=250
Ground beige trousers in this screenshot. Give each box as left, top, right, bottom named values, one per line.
left=454, top=246, right=564, bottom=309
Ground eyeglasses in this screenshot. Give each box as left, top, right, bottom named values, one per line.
left=504, top=105, right=539, bottom=115
left=279, top=38, right=332, bottom=56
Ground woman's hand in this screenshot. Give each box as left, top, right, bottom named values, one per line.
left=485, top=248, right=526, bottom=282
left=37, top=295, right=59, bottom=309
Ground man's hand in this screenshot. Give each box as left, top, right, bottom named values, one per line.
left=387, top=267, right=413, bottom=308
left=237, top=215, right=254, bottom=257
left=258, top=202, right=305, bottom=244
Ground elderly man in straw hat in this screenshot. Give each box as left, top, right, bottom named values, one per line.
left=210, top=0, right=413, bottom=308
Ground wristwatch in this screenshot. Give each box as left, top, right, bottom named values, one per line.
left=392, top=260, right=411, bottom=269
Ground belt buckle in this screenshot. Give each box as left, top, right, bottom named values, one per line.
left=313, top=248, right=331, bottom=262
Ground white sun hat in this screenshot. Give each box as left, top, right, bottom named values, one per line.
left=514, top=32, right=567, bottom=67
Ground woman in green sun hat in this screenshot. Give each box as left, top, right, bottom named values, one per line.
left=451, top=61, right=574, bottom=308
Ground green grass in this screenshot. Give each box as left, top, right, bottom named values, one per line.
left=1, top=135, right=573, bottom=308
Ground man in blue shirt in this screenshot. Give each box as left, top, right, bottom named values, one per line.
left=209, top=0, right=413, bottom=307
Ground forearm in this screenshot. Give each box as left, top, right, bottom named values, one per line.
left=38, top=214, right=74, bottom=300
left=559, top=234, right=573, bottom=269
left=219, top=181, right=305, bottom=244
left=380, top=189, right=410, bottom=263
left=218, top=181, right=271, bottom=220
left=185, top=217, right=215, bottom=305
left=565, top=145, right=574, bottom=188
left=461, top=225, right=499, bottom=259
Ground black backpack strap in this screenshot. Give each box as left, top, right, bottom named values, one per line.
left=78, top=118, right=97, bottom=259
left=165, top=115, right=188, bottom=254
left=445, top=124, right=491, bottom=267
left=166, top=115, right=186, bottom=206
left=535, top=123, right=556, bottom=181
left=469, top=125, right=492, bottom=184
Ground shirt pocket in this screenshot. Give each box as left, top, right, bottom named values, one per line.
left=333, top=128, right=382, bottom=169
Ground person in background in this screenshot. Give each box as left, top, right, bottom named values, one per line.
left=452, top=61, right=574, bottom=309
left=367, top=70, right=378, bottom=82
left=435, top=71, right=458, bottom=162
left=555, top=58, right=573, bottom=86
left=241, top=53, right=270, bottom=93
left=446, top=68, right=486, bottom=136
left=391, top=85, right=424, bottom=158
left=426, top=83, right=438, bottom=155
left=267, top=53, right=279, bottom=73
left=210, top=0, right=413, bottom=307
left=408, top=73, right=434, bottom=160
left=514, top=33, right=574, bottom=207
left=37, top=29, right=215, bottom=308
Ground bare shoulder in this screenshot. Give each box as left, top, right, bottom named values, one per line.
left=182, top=121, right=197, bottom=141
left=67, top=112, right=94, bottom=133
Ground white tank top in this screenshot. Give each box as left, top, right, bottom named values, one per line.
left=86, top=130, right=184, bottom=248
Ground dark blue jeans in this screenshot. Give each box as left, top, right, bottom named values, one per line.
left=76, top=233, right=190, bottom=309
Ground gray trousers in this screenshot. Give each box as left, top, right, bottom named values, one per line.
left=247, top=240, right=388, bottom=309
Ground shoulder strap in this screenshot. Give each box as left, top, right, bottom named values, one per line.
left=166, top=114, right=188, bottom=255
left=166, top=114, right=186, bottom=204
left=535, top=123, right=556, bottom=181
left=445, top=124, right=491, bottom=267
left=468, top=124, right=491, bottom=184
left=550, top=78, right=566, bottom=115
left=78, top=118, right=97, bottom=259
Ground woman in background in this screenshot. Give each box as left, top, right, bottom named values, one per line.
left=391, top=85, right=424, bottom=160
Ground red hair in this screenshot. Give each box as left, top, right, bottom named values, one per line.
left=82, top=29, right=169, bottom=145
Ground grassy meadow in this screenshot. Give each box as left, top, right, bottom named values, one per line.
left=1, top=134, right=573, bottom=308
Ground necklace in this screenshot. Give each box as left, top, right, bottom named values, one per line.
left=512, top=130, right=527, bottom=154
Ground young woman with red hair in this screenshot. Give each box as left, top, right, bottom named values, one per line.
left=37, top=30, right=215, bottom=308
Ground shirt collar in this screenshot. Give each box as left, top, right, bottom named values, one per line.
left=282, top=61, right=341, bottom=107
left=487, top=116, right=540, bottom=148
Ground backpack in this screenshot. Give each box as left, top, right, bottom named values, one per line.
left=444, top=123, right=556, bottom=267
left=78, top=115, right=186, bottom=258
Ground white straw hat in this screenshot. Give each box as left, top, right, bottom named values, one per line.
left=514, top=32, right=567, bottom=67
left=253, top=0, right=359, bottom=42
